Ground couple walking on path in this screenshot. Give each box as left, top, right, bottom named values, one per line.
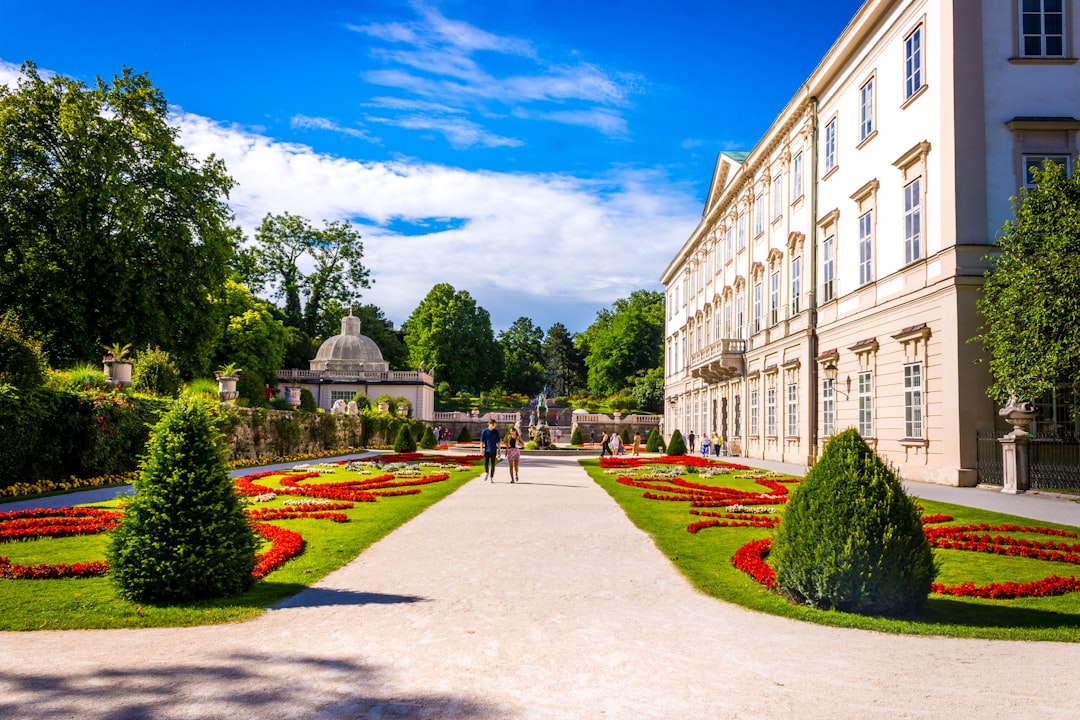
left=480, top=418, right=523, bottom=483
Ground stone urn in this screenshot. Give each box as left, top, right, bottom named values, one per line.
left=103, top=360, right=133, bottom=389
left=378, top=401, right=391, bottom=413
left=283, top=385, right=302, bottom=408
left=217, top=374, right=239, bottom=402
left=999, top=396, right=1037, bottom=438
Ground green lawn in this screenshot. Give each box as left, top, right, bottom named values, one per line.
left=0, top=458, right=480, bottom=631
left=581, top=458, right=1080, bottom=642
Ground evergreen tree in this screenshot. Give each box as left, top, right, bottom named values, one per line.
left=108, top=397, right=256, bottom=602
left=666, top=429, right=687, bottom=456
left=570, top=425, right=584, bottom=446
left=393, top=423, right=417, bottom=453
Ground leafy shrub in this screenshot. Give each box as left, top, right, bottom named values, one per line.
left=524, top=440, right=539, bottom=450
left=771, top=429, right=937, bottom=616
left=393, top=423, right=417, bottom=452
left=299, top=388, right=317, bottom=412
left=184, top=377, right=219, bottom=398
left=109, top=397, right=256, bottom=602
left=645, top=429, right=663, bottom=453
left=45, top=363, right=108, bottom=392
left=419, top=425, right=437, bottom=449
left=236, top=370, right=267, bottom=408
left=350, top=392, right=370, bottom=411
left=131, top=347, right=182, bottom=397
left=570, top=425, right=584, bottom=445
left=458, top=425, right=472, bottom=442
left=619, top=427, right=631, bottom=444
left=0, top=312, right=47, bottom=388
left=666, top=429, right=687, bottom=456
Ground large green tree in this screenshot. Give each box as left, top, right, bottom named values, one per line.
left=976, top=161, right=1080, bottom=405
left=499, top=317, right=545, bottom=394
left=579, top=290, right=665, bottom=396
left=0, top=62, right=237, bottom=373
left=542, top=322, right=585, bottom=396
left=214, top=280, right=286, bottom=390
left=243, top=212, right=370, bottom=336
left=403, top=284, right=501, bottom=393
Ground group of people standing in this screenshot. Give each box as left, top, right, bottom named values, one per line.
left=479, top=419, right=524, bottom=483
left=598, top=429, right=641, bottom=458
left=686, top=431, right=726, bottom=458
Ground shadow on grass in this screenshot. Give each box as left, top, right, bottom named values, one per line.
left=0, top=651, right=496, bottom=720
left=922, top=596, right=1080, bottom=630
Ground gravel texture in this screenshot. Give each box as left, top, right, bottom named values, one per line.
left=2, top=455, right=1079, bottom=719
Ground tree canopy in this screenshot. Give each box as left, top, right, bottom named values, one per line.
left=542, top=322, right=585, bottom=396
left=976, top=161, right=1080, bottom=405
left=0, top=62, right=237, bottom=373
left=241, top=212, right=371, bottom=337
left=578, top=290, right=665, bottom=396
left=403, top=283, right=501, bottom=393
left=499, top=317, right=545, bottom=394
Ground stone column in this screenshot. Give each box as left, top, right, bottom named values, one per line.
left=998, top=398, right=1037, bottom=494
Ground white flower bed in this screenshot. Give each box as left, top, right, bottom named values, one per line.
left=252, top=493, right=277, bottom=503
left=282, top=498, right=336, bottom=507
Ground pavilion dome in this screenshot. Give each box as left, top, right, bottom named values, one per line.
left=309, top=314, right=390, bottom=373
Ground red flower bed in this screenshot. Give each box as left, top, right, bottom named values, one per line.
left=731, top=538, right=776, bottom=590
left=246, top=508, right=350, bottom=523
left=0, top=508, right=121, bottom=579
left=252, top=522, right=304, bottom=578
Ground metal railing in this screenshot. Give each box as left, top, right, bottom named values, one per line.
left=976, top=430, right=1080, bottom=490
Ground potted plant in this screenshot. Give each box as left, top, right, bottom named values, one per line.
left=215, top=362, right=242, bottom=402
left=103, top=342, right=133, bottom=388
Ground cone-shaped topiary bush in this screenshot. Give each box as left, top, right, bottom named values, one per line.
left=619, top=427, right=631, bottom=444
left=666, top=429, right=687, bottom=456
left=645, top=429, right=663, bottom=453
left=458, top=425, right=472, bottom=442
left=771, top=428, right=937, bottom=616
left=419, top=425, right=437, bottom=449
left=394, top=423, right=418, bottom=452
left=570, top=425, right=584, bottom=446
left=108, top=397, right=257, bottom=602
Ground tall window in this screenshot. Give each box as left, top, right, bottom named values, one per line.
left=858, top=211, right=873, bottom=285
left=790, top=256, right=802, bottom=315
left=724, top=302, right=732, bottom=339
left=904, top=25, right=923, bottom=99
left=858, top=371, right=873, bottom=437
left=825, top=118, right=837, bottom=173
left=822, top=378, right=835, bottom=437
left=737, top=213, right=747, bottom=250
left=766, top=386, right=777, bottom=437
left=786, top=383, right=798, bottom=437
left=792, top=152, right=804, bottom=200
left=726, top=225, right=735, bottom=259
left=736, top=294, right=745, bottom=338
left=771, top=174, right=783, bottom=220
left=904, top=363, right=924, bottom=438
left=1024, top=154, right=1073, bottom=188
left=769, top=271, right=780, bottom=326
left=859, top=78, right=874, bottom=141
left=823, top=236, right=835, bottom=301
left=754, top=191, right=764, bottom=237
left=734, top=395, right=742, bottom=437
left=753, top=282, right=762, bottom=333
left=750, top=390, right=759, bottom=436
left=1020, top=0, right=1065, bottom=57
left=904, top=178, right=922, bottom=263
left=713, top=311, right=720, bottom=342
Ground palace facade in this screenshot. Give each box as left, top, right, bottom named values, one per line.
left=661, top=0, right=1079, bottom=485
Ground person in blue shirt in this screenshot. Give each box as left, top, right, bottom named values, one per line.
left=480, top=419, right=502, bottom=481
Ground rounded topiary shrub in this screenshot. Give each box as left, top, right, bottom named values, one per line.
left=569, top=425, right=584, bottom=446
left=131, top=347, right=182, bottom=397
left=666, top=429, right=687, bottom=456
left=393, top=423, right=418, bottom=452
left=419, top=425, right=437, bottom=449
left=299, top=388, right=317, bottom=412
left=619, top=427, right=631, bottom=444
left=0, top=312, right=47, bottom=388
left=108, top=397, right=257, bottom=602
left=771, top=428, right=937, bottom=617
left=645, top=429, right=663, bottom=453
left=458, top=425, right=472, bottom=442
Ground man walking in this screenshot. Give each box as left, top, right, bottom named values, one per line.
left=480, top=419, right=502, bottom=481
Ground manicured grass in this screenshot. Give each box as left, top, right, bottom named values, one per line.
left=581, top=458, right=1080, bottom=642
left=0, top=459, right=480, bottom=631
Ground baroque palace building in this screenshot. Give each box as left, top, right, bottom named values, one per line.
left=661, top=0, right=1079, bottom=485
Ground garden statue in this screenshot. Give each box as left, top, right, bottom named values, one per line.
left=332, top=399, right=347, bottom=414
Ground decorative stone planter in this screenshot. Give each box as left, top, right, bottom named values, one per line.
left=104, top=360, right=133, bottom=389
left=998, top=397, right=1037, bottom=494
left=217, top=375, right=239, bottom=403
left=378, top=401, right=391, bottom=413
left=283, top=385, right=302, bottom=408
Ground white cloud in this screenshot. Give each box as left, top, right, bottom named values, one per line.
left=173, top=111, right=697, bottom=331
left=364, top=113, right=522, bottom=149
left=290, top=114, right=378, bottom=142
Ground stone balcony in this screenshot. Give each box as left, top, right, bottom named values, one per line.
left=689, top=338, right=746, bottom=383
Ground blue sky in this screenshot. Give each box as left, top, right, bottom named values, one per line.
left=0, top=0, right=864, bottom=334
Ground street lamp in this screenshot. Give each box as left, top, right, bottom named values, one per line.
left=823, top=362, right=848, bottom=398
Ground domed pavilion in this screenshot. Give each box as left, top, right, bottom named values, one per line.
left=276, top=311, right=434, bottom=419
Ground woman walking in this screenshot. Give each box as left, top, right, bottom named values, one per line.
left=505, top=426, right=524, bottom=483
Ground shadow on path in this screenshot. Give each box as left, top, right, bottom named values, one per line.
left=0, top=652, right=496, bottom=720
left=273, top=588, right=429, bottom=609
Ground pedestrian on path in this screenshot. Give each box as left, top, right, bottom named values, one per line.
left=504, top=426, right=523, bottom=483
left=600, top=430, right=612, bottom=457
left=633, top=431, right=641, bottom=456
left=610, top=432, right=622, bottom=456
left=480, top=419, right=501, bottom=481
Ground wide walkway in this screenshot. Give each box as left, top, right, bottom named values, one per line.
left=2, top=456, right=1080, bottom=719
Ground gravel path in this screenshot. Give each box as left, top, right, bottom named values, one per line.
left=2, top=456, right=1079, bottom=719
